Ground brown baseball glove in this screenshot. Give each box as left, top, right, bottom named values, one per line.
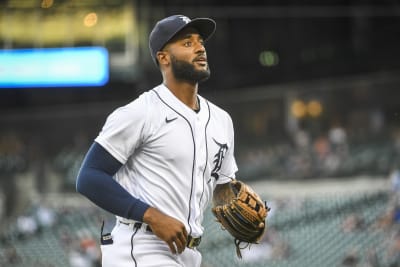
left=212, top=179, right=270, bottom=258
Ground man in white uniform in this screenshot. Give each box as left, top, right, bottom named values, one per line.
left=76, top=14, right=238, bottom=267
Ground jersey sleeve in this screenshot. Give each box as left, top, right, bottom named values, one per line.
left=217, top=113, right=238, bottom=185
left=95, top=95, right=148, bottom=164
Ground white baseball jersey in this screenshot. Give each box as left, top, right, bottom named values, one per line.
left=95, top=84, right=238, bottom=237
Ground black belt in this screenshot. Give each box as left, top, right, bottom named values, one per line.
left=119, top=221, right=202, bottom=248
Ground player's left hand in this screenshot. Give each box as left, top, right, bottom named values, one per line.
left=143, top=207, right=188, bottom=254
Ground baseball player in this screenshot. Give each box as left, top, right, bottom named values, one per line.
left=76, top=14, right=238, bottom=267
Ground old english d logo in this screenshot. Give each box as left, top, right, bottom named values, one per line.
left=211, top=138, right=228, bottom=180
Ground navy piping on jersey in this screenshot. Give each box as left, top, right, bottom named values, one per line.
left=198, top=100, right=211, bottom=210
left=152, top=89, right=198, bottom=237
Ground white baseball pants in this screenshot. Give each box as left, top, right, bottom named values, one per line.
left=101, top=221, right=202, bottom=267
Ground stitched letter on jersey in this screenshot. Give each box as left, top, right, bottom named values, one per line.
left=211, top=138, right=228, bottom=180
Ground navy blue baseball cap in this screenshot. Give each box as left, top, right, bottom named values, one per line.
left=149, top=15, right=216, bottom=65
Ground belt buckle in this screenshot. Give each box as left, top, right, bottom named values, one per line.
left=187, top=236, right=201, bottom=248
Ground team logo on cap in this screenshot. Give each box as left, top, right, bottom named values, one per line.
left=179, top=16, right=191, bottom=24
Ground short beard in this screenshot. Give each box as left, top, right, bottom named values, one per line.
left=170, top=55, right=210, bottom=84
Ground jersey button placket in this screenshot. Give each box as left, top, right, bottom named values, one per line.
left=190, top=117, right=203, bottom=235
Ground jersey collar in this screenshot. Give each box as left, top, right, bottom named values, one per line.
left=155, top=84, right=205, bottom=117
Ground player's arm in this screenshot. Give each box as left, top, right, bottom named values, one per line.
left=76, top=142, right=188, bottom=254
left=76, top=142, right=150, bottom=221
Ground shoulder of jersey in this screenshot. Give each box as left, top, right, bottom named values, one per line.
left=202, top=96, right=231, bottom=120
left=107, top=90, right=154, bottom=118
left=122, top=90, right=155, bottom=108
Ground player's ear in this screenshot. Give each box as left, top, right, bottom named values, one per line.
left=157, top=51, right=169, bottom=66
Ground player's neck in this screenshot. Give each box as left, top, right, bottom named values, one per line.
left=164, top=80, right=199, bottom=110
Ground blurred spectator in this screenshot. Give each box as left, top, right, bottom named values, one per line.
left=16, top=214, right=38, bottom=238
left=0, top=133, right=26, bottom=173
left=0, top=133, right=26, bottom=219
left=392, top=127, right=400, bottom=153
left=369, top=109, right=385, bottom=136
left=389, top=167, right=400, bottom=198
left=34, top=204, right=57, bottom=229
left=67, top=229, right=102, bottom=267
left=328, top=121, right=348, bottom=153
left=80, top=234, right=101, bottom=267
left=293, top=127, right=311, bottom=151
left=374, top=207, right=397, bottom=231
left=341, top=213, right=365, bottom=233
left=341, top=248, right=360, bottom=267
left=313, top=134, right=331, bottom=162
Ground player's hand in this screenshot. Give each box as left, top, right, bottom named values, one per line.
left=143, top=207, right=188, bottom=254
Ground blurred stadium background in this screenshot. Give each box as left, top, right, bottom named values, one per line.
left=1, top=0, right=400, bottom=266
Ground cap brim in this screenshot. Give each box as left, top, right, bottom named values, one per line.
left=163, top=18, right=216, bottom=49
left=185, top=18, right=216, bottom=42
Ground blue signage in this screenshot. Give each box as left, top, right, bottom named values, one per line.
left=0, top=47, right=109, bottom=88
